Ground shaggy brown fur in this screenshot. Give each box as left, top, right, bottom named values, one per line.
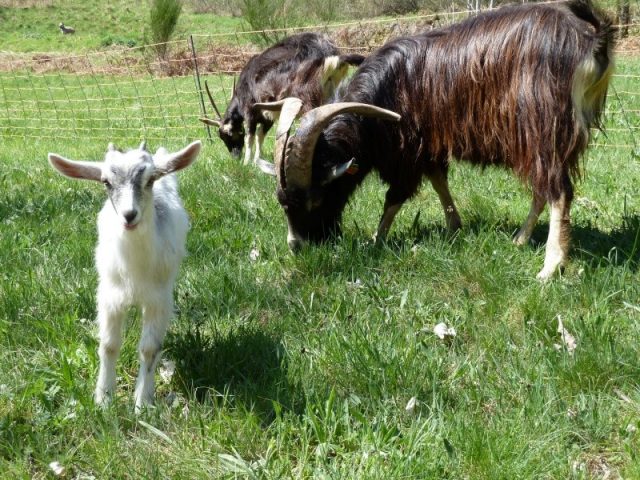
left=335, top=0, right=616, bottom=203
left=272, top=0, right=615, bottom=279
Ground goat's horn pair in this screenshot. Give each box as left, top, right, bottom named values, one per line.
left=255, top=98, right=401, bottom=189
left=199, top=80, right=223, bottom=127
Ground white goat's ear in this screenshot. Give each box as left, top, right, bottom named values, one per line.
left=153, top=141, right=201, bottom=177
left=48, top=153, right=103, bottom=182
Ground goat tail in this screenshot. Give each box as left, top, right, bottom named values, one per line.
left=569, top=0, right=616, bottom=135
left=569, top=0, right=616, bottom=68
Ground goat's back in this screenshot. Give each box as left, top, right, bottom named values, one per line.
left=341, top=0, right=614, bottom=199
left=236, top=33, right=340, bottom=107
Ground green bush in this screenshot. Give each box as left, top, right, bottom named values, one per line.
left=149, top=0, right=183, bottom=60
left=100, top=36, right=137, bottom=48
left=241, top=0, right=294, bottom=44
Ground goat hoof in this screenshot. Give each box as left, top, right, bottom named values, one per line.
left=134, top=401, right=155, bottom=415
left=94, top=390, right=113, bottom=408
left=536, top=269, right=553, bottom=281
left=536, top=265, right=564, bottom=281
left=513, top=236, right=529, bottom=247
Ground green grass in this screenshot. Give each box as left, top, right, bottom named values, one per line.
left=3, top=131, right=640, bottom=478
left=0, top=0, right=244, bottom=53
left=1, top=41, right=640, bottom=480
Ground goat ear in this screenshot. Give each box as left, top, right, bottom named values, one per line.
left=321, top=158, right=358, bottom=185
left=48, top=153, right=103, bottom=182
left=153, top=141, right=201, bottom=176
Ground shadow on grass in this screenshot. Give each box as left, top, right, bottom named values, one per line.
left=570, top=214, right=640, bottom=270
left=514, top=213, right=640, bottom=272
left=165, top=321, right=304, bottom=423
left=340, top=210, right=640, bottom=272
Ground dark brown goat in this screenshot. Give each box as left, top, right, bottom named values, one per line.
left=256, top=0, right=615, bottom=279
left=200, top=32, right=364, bottom=165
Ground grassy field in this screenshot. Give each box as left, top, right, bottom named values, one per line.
left=0, top=0, right=244, bottom=53
left=1, top=85, right=639, bottom=479
left=1, top=10, right=640, bottom=480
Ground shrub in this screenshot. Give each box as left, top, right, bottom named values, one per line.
left=240, top=0, right=294, bottom=44
left=101, top=36, right=137, bottom=48
left=374, top=0, right=420, bottom=15
left=149, top=0, right=183, bottom=60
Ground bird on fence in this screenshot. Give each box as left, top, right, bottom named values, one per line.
left=59, top=23, right=75, bottom=35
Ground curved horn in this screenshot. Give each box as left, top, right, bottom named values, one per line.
left=253, top=99, right=287, bottom=112
left=254, top=97, right=304, bottom=188
left=204, top=80, right=222, bottom=120
left=286, top=102, right=401, bottom=189
left=200, top=117, right=222, bottom=127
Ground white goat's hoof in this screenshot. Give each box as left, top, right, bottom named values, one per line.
left=94, top=390, right=112, bottom=408
left=536, top=269, right=554, bottom=281
left=536, top=264, right=564, bottom=281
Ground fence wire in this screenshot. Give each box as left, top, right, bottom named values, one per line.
left=0, top=14, right=639, bottom=151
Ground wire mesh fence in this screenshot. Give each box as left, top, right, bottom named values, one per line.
left=0, top=12, right=639, bottom=151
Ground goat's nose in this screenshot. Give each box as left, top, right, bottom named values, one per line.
left=123, top=210, right=137, bottom=224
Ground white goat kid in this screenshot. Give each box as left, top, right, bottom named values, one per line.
left=48, top=140, right=201, bottom=410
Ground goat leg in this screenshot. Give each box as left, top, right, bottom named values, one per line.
left=374, top=188, right=409, bottom=243
left=253, top=124, right=266, bottom=164
left=514, top=194, right=546, bottom=246
left=428, top=170, right=461, bottom=232
left=537, top=193, right=571, bottom=280
left=95, top=299, right=125, bottom=407
left=134, top=301, right=171, bottom=412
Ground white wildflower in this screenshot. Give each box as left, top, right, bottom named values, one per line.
left=49, top=461, right=66, bottom=477
left=433, top=322, right=456, bottom=340
left=556, top=316, right=577, bottom=354
left=405, top=396, right=418, bottom=413
left=159, top=359, right=176, bottom=384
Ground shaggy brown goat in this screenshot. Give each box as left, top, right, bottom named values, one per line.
left=200, top=32, right=364, bottom=166
left=256, top=0, right=615, bottom=280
